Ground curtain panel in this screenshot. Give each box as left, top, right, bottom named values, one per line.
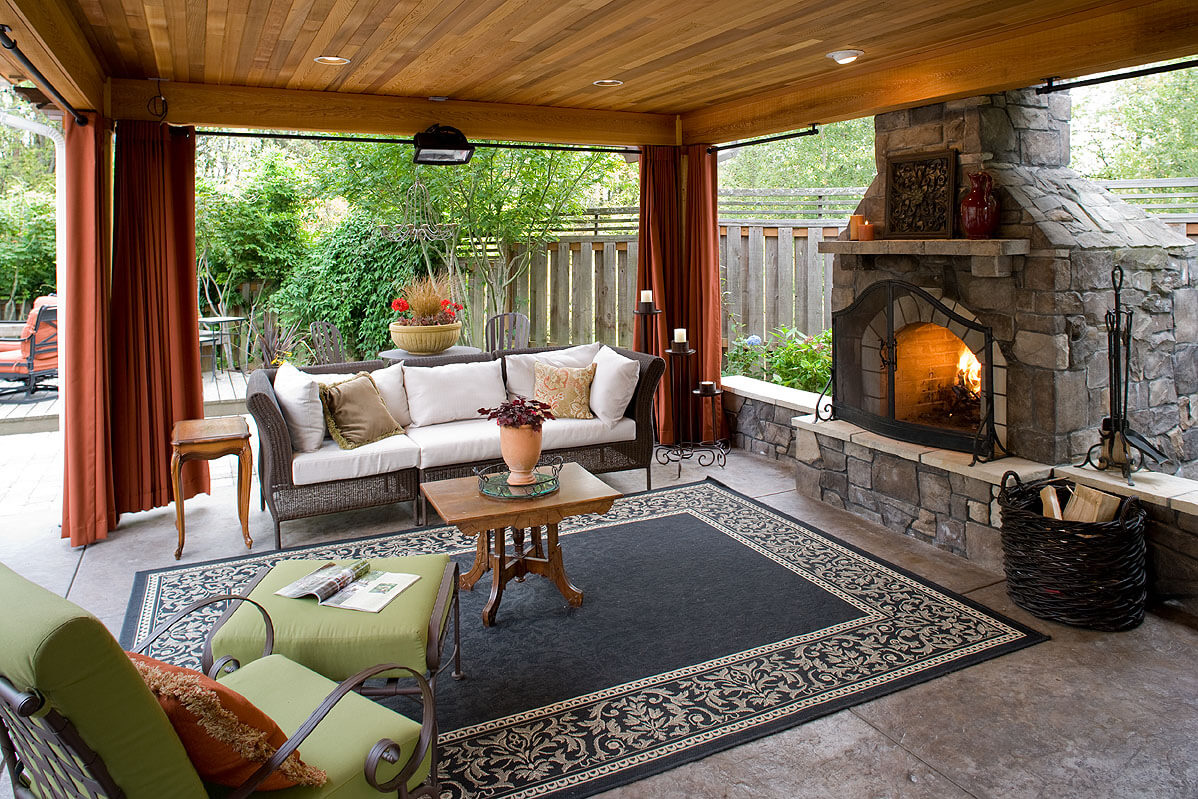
left=61, top=113, right=117, bottom=546
left=634, top=145, right=681, bottom=444
left=682, top=144, right=724, bottom=441
left=110, top=121, right=208, bottom=514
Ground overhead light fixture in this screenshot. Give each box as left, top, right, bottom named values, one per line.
left=593, top=79, right=623, bottom=87
left=412, top=124, right=474, bottom=165
left=826, top=49, right=864, bottom=65
left=313, top=55, right=351, bottom=66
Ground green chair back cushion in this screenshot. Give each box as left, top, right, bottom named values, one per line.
left=0, top=562, right=207, bottom=799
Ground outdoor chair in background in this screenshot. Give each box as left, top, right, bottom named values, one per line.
left=198, top=328, right=220, bottom=380
left=0, top=297, right=58, bottom=399
left=484, top=312, right=530, bottom=353
left=310, top=320, right=347, bottom=364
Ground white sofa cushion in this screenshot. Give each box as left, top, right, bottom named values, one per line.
left=589, top=346, right=640, bottom=428
left=291, top=434, right=421, bottom=486
left=504, top=342, right=601, bottom=399
left=404, top=360, right=506, bottom=427
left=273, top=363, right=356, bottom=453
left=541, top=417, right=636, bottom=450
left=369, top=362, right=412, bottom=428
left=405, top=419, right=503, bottom=468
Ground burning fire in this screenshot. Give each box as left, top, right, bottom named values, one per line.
left=956, top=348, right=982, bottom=397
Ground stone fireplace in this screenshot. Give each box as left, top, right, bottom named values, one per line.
left=792, top=88, right=1198, bottom=600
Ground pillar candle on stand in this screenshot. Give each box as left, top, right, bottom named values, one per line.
left=859, top=221, right=876, bottom=241
left=673, top=328, right=687, bottom=343
left=849, top=214, right=864, bottom=241
left=640, top=290, right=653, bottom=303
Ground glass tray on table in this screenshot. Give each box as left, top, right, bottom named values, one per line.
left=475, top=456, right=564, bottom=499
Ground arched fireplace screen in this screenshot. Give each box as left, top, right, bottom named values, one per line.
left=824, top=280, right=1007, bottom=460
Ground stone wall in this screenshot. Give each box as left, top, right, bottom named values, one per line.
left=835, top=89, right=1198, bottom=474
left=724, top=393, right=796, bottom=460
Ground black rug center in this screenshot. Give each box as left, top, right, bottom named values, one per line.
left=433, top=511, right=863, bottom=731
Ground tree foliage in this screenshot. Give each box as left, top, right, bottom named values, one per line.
left=270, top=212, right=424, bottom=358
left=718, top=117, right=876, bottom=189
left=0, top=188, right=55, bottom=312
left=1071, top=66, right=1198, bottom=179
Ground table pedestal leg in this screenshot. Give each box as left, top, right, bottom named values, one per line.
left=544, top=523, right=583, bottom=607
left=459, top=529, right=491, bottom=590
left=482, top=527, right=507, bottom=626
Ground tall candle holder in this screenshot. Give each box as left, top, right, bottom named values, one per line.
left=653, top=341, right=728, bottom=477
left=633, top=300, right=662, bottom=441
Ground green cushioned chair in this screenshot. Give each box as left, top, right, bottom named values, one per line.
left=0, top=563, right=440, bottom=799
left=209, top=556, right=462, bottom=700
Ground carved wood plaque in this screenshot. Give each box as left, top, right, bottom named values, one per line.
left=884, top=150, right=957, bottom=239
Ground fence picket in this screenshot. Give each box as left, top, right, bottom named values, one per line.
left=529, top=246, right=548, bottom=345
left=725, top=225, right=742, bottom=333
left=618, top=244, right=636, bottom=348
left=467, top=270, right=485, bottom=347
left=746, top=226, right=764, bottom=339
left=598, top=242, right=618, bottom=345
left=806, top=227, right=825, bottom=335
left=571, top=244, right=594, bottom=344
left=777, top=228, right=795, bottom=332
left=764, top=233, right=779, bottom=338
left=550, top=242, right=570, bottom=345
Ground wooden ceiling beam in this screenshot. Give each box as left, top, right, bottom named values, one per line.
left=108, top=78, right=678, bottom=145
left=681, top=0, right=1198, bottom=145
left=0, top=0, right=106, bottom=112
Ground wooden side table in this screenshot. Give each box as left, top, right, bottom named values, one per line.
left=420, top=463, right=622, bottom=626
left=170, top=416, right=253, bottom=560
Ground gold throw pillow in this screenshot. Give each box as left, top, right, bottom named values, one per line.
left=319, top=372, right=403, bottom=450
left=533, top=360, right=596, bottom=419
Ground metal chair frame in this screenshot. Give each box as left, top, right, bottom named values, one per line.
left=0, top=304, right=58, bottom=399
left=484, top=312, right=530, bottom=353
left=310, top=321, right=347, bottom=365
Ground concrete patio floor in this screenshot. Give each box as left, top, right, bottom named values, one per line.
left=0, top=421, right=1195, bottom=798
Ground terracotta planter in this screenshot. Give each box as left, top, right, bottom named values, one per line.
left=388, top=321, right=461, bottom=355
left=499, top=425, right=542, bottom=485
left=959, top=171, right=999, bottom=239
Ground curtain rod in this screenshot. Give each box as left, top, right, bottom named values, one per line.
left=707, top=124, right=819, bottom=154
left=0, top=25, right=87, bottom=126
left=194, top=128, right=639, bottom=154
left=1037, top=57, right=1198, bottom=94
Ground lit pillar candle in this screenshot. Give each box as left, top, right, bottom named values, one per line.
left=640, top=290, right=653, bottom=303
left=859, top=221, right=876, bottom=241
left=674, top=328, right=687, bottom=343
left=700, top=380, right=715, bottom=391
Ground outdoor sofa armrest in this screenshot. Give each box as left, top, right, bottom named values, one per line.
left=228, top=663, right=436, bottom=799
left=246, top=369, right=296, bottom=491
left=132, top=594, right=276, bottom=677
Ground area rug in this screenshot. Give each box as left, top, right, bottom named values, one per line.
left=122, top=479, right=1045, bottom=799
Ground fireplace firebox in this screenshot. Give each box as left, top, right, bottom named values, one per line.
left=823, top=281, right=1007, bottom=459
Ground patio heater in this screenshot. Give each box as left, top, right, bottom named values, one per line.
left=412, top=124, right=474, bottom=165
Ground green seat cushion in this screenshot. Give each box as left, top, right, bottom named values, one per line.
left=0, top=563, right=207, bottom=799
left=211, top=654, right=429, bottom=798
left=210, top=555, right=451, bottom=681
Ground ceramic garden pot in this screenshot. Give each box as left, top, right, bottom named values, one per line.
left=388, top=321, right=461, bottom=355
left=959, top=171, right=999, bottom=239
left=500, top=424, right=542, bottom=485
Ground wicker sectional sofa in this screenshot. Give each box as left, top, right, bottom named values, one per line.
left=247, top=345, right=665, bottom=548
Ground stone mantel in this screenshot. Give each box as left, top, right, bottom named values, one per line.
left=818, top=238, right=1030, bottom=278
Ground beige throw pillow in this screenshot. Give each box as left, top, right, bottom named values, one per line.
left=534, top=361, right=596, bottom=419
left=319, top=373, right=403, bottom=450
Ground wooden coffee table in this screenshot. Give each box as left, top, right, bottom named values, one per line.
left=420, top=462, right=621, bottom=626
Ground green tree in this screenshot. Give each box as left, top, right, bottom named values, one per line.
left=271, top=212, right=424, bottom=358
left=1071, top=67, right=1198, bottom=179
left=718, top=117, right=876, bottom=189
left=0, top=188, right=55, bottom=315
left=0, top=87, right=57, bottom=194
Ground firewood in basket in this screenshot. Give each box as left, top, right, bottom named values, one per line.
left=1061, top=484, right=1121, bottom=523
left=1040, top=486, right=1064, bottom=520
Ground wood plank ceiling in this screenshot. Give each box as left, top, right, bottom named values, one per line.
left=64, top=0, right=1182, bottom=115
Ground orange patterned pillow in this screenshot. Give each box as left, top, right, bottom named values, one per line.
left=127, top=652, right=326, bottom=791
left=533, top=360, right=597, bottom=419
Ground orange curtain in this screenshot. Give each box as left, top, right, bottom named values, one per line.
left=634, top=145, right=681, bottom=444
left=110, top=121, right=208, bottom=513
left=683, top=144, right=724, bottom=441
left=62, top=113, right=117, bottom=546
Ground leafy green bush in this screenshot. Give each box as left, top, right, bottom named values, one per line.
left=0, top=188, right=56, bottom=311
left=723, top=327, right=831, bottom=393
left=270, top=212, right=424, bottom=359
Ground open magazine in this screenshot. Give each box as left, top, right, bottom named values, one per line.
left=274, top=559, right=420, bottom=613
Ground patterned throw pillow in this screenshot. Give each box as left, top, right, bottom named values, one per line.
left=127, top=652, right=327, bottom=790
left=534, top=360, right=597, bottom=419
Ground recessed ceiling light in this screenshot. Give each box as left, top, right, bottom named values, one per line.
left=826, top=49, right=864, bottom=65
left=314, top=55, right=351, bottom=66
left=593, top=79, right=623, bottom=87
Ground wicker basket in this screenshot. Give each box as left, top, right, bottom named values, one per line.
left=996, top=471, right=1148, bottom=631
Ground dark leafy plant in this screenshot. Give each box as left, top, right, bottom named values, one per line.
left=765, top=327, right=831, bottom=392
left=478, top=396, right=555, bottom=430
left=723, top=333, right=766, bottom=380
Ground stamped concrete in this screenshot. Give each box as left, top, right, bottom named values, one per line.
left=1, top=427, right=1195, bottom=799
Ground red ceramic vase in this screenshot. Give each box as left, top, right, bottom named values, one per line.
left=960, top=171, right=999, bottom=239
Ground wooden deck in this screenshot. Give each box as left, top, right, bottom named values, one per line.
left=0, top=369, right=249, bottom=436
